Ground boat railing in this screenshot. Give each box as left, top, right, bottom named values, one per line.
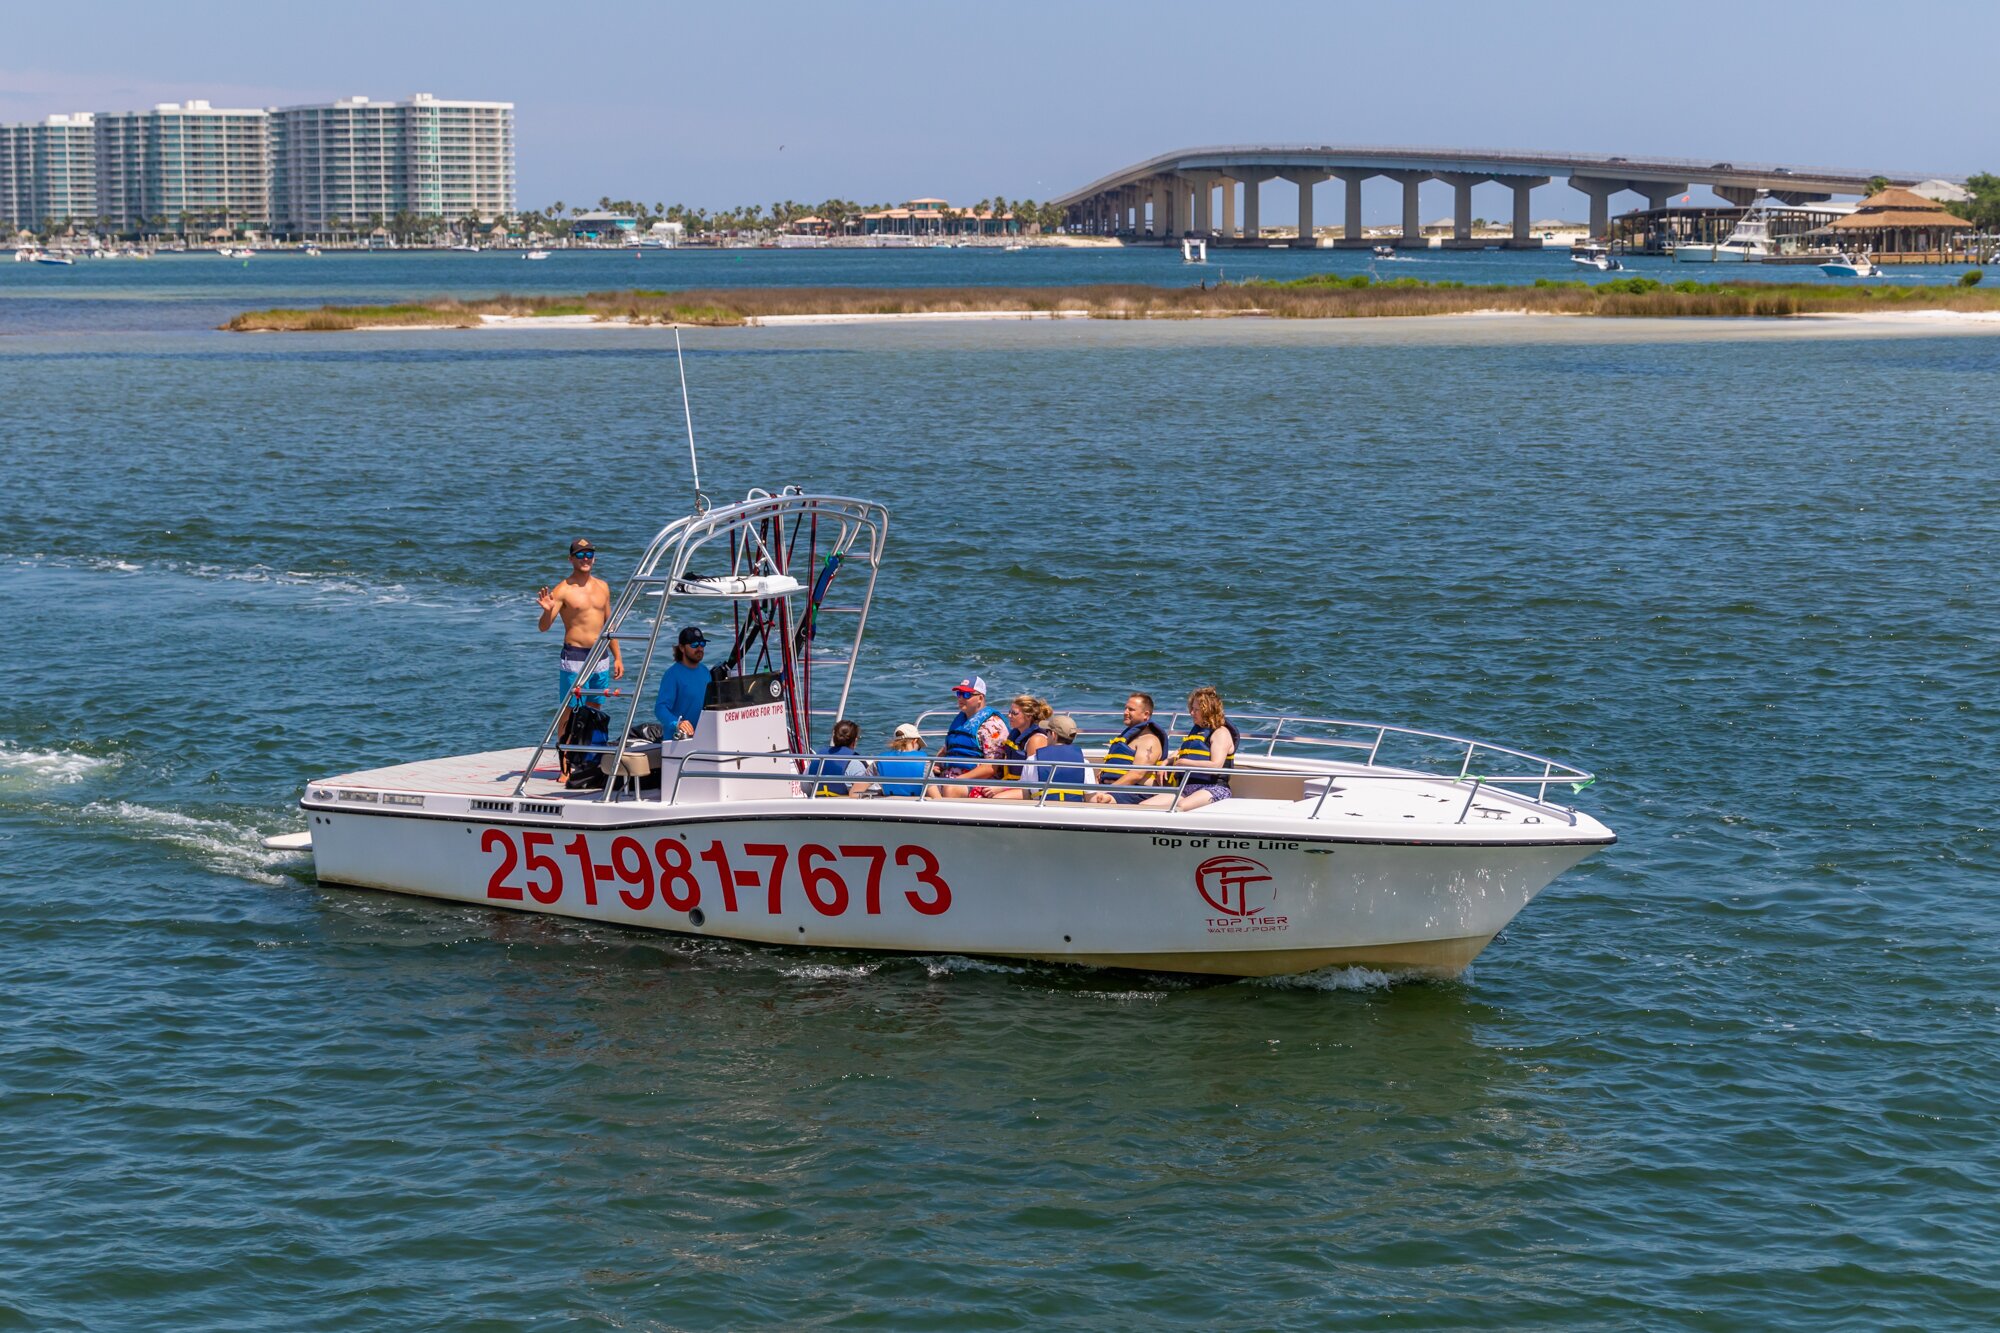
left=911, top=707, right=1591, bottom=822
left=643, top=723, right=1589, bottom=824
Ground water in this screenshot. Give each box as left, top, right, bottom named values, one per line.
left=2, top=302, right=1996, bottom=1326
left=1, top=245, right=1976, bottom=337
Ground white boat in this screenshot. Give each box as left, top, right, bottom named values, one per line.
left=1182, top=237, right=1208, bottom=263
left=1002, top=242, right=1027, bottom=252
left=15, top=248, right=41, bottom=262
left=451, top=243, right=481, bottom=253
left=1371, top=244, right=1396, bottom=259
left=281, top=488, right=1613, bottom=979
left=32, top=252, right=75, bottom=266
left=1571, top=243, right=1624, bottom=272
left=304, top=246, right=322, bottom=257
left=524, top=249, right=551, bottom=261
left=1676, top=198, right=1776, bottom=262
left=1819, top=251, right=1881, bottom=278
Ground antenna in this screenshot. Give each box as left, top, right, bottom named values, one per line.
left=673, top=326, right=708, bottom=512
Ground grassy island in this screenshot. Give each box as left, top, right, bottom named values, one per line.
left=223, top=274, right=2000, bottom=331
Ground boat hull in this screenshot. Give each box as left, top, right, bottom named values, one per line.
left=303, top=804, right=1605, bottom=978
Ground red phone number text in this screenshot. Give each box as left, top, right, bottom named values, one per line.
left=480, top=830, right=952, bottom=917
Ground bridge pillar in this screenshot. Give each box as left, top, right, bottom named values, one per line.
left=1234, top=170, right=1274, bottom=241
left=1329, top=170, right=1372, bottom=247
left=1714, top=185, right=1759, bottom=207
left=1570, top=176, right=1629, bottom=240
left=1280, top=169, right=1329, bottom=247
left=1504, top=175, right=1551, bottom=247
left=1642, top=183, right=1690, bottom=211
left=1186, top=172, right=1221, bottom=234
left=1389, top=171, right=1431, bottom=247
left=1773, top=190, right=1832, bottom=206
left=1437, top=172, right=1491, bottom=248
left=1220, top=179, right=1236, bottom=237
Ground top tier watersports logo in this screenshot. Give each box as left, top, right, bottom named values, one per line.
left=1195, top=855, right=1274, bottom=917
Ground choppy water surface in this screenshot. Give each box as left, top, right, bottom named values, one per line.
left=2, top=313, right=1996, bottom=1328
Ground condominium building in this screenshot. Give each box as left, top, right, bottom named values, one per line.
left=0, top=113, right=98, bottom=231
left=94, top=101, right=270, bottom=233
left=271, top=94, right=515, bottom=236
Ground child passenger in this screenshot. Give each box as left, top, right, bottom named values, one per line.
left=872, top=723, right=930, bottom=797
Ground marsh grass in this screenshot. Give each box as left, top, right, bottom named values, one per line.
left=224, top=277, right=2000, bottom=331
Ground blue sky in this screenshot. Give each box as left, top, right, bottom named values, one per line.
left=7, top=0, right=1993, bottom=222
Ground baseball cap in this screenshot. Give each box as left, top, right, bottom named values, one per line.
left=892, top=723, right=924, bottom=742
left=952, top=675, right=988, bottom=697
left=677, top=625, right=707, bottom=647
left=1049, top=714, right=1080, bottom=741
left=569, top=538, right=596, bottom=556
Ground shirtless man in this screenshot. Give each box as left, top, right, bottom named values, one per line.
left=537, top=539, right=625, bottom=772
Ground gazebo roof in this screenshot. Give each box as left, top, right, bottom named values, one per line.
left=1828, top=187, right=1971, bottom=230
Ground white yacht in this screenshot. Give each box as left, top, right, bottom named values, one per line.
left=524, top=249, right=551, bottom=261
left=276, top=488, right=1614, bottom=979
left=1677, top=198, right=1776, bottom=262
left=1182, top=236, right=1208, bottom=263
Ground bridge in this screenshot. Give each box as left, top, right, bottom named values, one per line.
left=1053, top=144, right=1946, bottom=247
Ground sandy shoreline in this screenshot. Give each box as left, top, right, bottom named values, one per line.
left=302, top=306, right=2000, bottom=335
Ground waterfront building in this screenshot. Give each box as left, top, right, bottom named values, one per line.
left=1826, top=187, right=1974, bottom=264
left=270, top=94, right=515, bottom=237
left=0, top=113, right=97, bottom=232
left=855, top=199, right=1017, bottom=238
left=568, top=211, right=634, bottom=241
left=94, top=101, right=270, bottom=234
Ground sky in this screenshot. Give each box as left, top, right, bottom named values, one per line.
left=5, top=0, right=1994, bottom=223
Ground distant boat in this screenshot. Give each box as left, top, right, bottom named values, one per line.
left=33, top=252, right=75, bottom=266
left=1677, top=196, right=1776, bottom=263
left=1818, top=251, right=1881, bottom=278
left=524, top=249, right=551, bottom=261
left=14, top=247, right=39, bottom=262
left=304, top=246, right=322, bottom=257
left=1572, top=243, right=1624, bottom=272
left=1371, top=244, right=1395, bottom=259
left=1003, top=242, right=1027, bottom=253
left=1181, top=236, right=1207, bottom=263
left=451, top=243, right=480, bottom=253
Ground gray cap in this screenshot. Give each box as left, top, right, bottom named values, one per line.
left=1049, top=713, right=1080, bottom=741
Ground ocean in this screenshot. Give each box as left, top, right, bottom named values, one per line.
left=1, top=261, right=1996, bottom=1327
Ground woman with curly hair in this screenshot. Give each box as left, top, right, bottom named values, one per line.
left=1140, top=686, right=1239, bottom=810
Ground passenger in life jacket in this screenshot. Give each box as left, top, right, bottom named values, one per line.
left=1139, top=686, right=1239, bottom=810
left=1087, top=691, right=1168, bottom=805
left=988, top=696, right=1056, bottom=800
left=871, top=722, right=930, bottom=797
left=932, top=675, right=1009, bottom=798
left=809, top=719, right=867, bottom=797
left=1020, top=713, right=1088, bottom=802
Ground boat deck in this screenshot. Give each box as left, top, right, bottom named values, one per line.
left=319, top=747, right=1575, bottom=832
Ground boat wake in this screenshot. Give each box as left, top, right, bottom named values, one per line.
left=11, top=552, right=514, bottom=615
left=79, top=800, right=305, bottom=887
left=1253, top=963, right=1464, bottom=992
left=0, top=742, right=121, bottom=789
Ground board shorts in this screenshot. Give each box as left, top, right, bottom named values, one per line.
left=558, top=643, right=610, bottom=708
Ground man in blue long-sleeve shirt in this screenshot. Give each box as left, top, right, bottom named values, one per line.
left=653, top=625, right=712, bottom=738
